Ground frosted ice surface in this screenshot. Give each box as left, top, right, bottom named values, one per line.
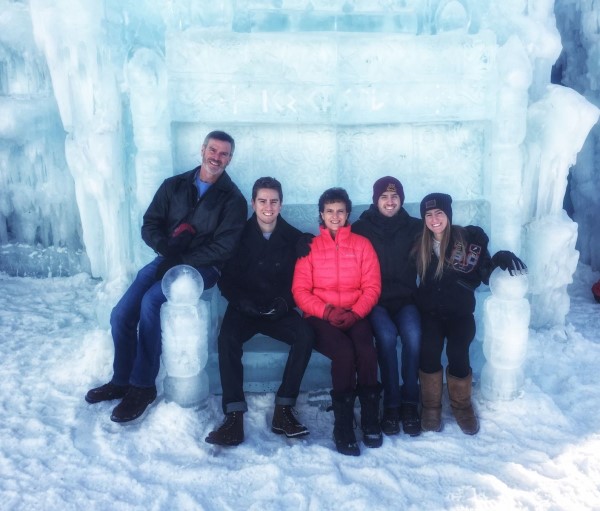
left=161, top=265, right=204, bottom=304
left=481, top=268, right=530, bottom=401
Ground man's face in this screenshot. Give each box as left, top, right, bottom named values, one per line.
left=200, top=139, right=233, bottom=179
left=377, top=191, right=402, bottom=218
left=252, top=188, right=282, bottom=231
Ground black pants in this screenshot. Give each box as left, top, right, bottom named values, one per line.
left=419, top=312, right=475, bottom=378
left=218, top=306, right=315, bottom=414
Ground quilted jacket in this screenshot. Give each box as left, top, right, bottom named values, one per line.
left=292, top=225, right=381, bottom=319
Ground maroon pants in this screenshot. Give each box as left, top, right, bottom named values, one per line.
left=306, top=316, right=378, bottom=393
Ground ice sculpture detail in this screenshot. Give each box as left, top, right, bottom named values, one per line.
left=481, top=268, right=530, bottom=401
left=160, top=265, right=209, bottom=408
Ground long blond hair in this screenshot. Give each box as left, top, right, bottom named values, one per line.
left=415, top=223, right=466, bottom=281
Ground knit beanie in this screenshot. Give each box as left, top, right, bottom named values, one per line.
left=420, top=193, right=453, bottom=224
left=372, top=176, right=405, bottom=205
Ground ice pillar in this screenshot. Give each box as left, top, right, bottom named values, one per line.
left=481, top=268, right=530, bottom=401
left=160, top=265, right=209, bottom=408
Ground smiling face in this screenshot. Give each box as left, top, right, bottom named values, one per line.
left=252, top=188, right=281, bottom=233
left=424, top=208, right=449, bottom=241
left=320, top=201, right=348, bottom=236
left=377, top=191, right=402, bottom=218
left=199, top=138, right=233, bottom=183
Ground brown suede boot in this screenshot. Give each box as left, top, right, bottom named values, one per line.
left=446, top=368, right=480, bottom=435
left=419, top=369, right=443, bottom=432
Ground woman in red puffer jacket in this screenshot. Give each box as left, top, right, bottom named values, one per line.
left=292, top=187, right=381, bottom=456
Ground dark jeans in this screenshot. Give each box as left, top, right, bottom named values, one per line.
left=306, top=316, right=378, bottom=394
left=419, top=312, right=476, bottom=378
left=110, top=256, right=219, bottom=388
left=218, top=306, right=315, bottom=414
left=369, top=304, right=421, bottom=408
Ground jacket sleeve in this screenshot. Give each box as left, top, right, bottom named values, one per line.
left=350, top=238, right=382, bottom=318
left=141, top=179, right=172, bottom=254
left=292, top=254, right=329, bottom=319
left=183, top=192, right=247, bottom=269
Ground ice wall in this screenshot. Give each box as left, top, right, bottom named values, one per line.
left=0, top=0, right=598, bottom=332
left=553, top=0, right=600, bottom=271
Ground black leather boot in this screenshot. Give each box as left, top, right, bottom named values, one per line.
left=205, top=412, right=245, bottom=446
left=357, top=383, right=383, bottom=448
left=330, top=390, right=360, bottom=456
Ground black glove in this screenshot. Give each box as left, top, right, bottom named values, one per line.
left=259, top=297, right=288, bottom=321
left=157, top=223, right=196, bottom=257
left=295, top=233, right=314, bottom=259
left=155, top=255, right=183, bottom=280
left=492, top=251, right=527, bottom=276
left=237, top=298, right=261, bottom=318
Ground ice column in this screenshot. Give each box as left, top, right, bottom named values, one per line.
left=481, top=267, right=530, bottom=401
left=521, top=85, right=599, bottom=330
left=160, top=265, right=209, bottom=408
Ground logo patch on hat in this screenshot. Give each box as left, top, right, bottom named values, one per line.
left=425, top=199, right=437, bottom=209
left=386, top=183, right=397, bottom=193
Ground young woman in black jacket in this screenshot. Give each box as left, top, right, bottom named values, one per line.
left=414, top=193, right=526, bottom=435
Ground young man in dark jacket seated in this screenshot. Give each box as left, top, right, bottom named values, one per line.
left=205, top=177, right=315, bottom=446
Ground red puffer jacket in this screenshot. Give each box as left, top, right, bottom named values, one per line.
left=292, top=225, right=381, bottom=319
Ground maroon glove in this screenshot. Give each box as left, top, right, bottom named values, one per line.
left=337, top=310, right=361, bottom=330
left=172, top=222, right=196, bottom=237
left=327, top=306, right=347, bottom=327
left=158, top=223, right=197, bottom=257
left=323, top=304, right=334, bottom=321
left=592, top=280, right=600, bottom=303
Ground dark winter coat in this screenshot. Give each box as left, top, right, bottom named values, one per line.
left=218, top=214, right=303, bottom=310
left=141, top=167, right=247, bottom=271
left=352, top=205, right=422, bottom=314
left=415, top=225, right=493, bottom=318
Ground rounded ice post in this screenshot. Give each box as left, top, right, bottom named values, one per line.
left=481, top=267, right=530, bottom=400
left=160, top=265, right=209, bottom=408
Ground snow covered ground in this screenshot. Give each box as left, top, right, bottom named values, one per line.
left=0, top=265, right=599, bottom=510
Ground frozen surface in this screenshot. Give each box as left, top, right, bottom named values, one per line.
left=0, top=265, right=599, bottom=510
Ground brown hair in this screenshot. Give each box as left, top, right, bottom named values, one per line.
left=415, top=224, right=466, bottom=281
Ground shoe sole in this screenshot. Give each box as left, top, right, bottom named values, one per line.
left=85, top=394, right=128, bottom=404
left=204, top=436, right=244, bottom=447
left=271, top=426, right=310, bottom=438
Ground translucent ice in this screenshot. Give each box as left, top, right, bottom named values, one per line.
left=481, top=268, right=530, bottom=401
left=160, top=266, right=209, bottom=408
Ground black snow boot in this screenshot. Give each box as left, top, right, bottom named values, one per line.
left=330, top=390, right=360, bottom=456
left=400, top=402, right=422, bottom=437
left=381, top=407, right=401, bottom=436
left=205, top=412, right=244, bottom=446
left=85, top=381, right=129, bottom=404
left=357, top=383, right=383, bottom=448
left=110, top=385, right=157, bottom=423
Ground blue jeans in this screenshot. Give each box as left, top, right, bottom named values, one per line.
left=110, top=257, right=219, bottom=388
left=369, top=304, right=421, bottom=408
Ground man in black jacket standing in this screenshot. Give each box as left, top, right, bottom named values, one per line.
left=85, top=130, right=247, bottom=423
left=352, top=176, right=423, bottom=437
left=205, top=177, right=315, bottom=446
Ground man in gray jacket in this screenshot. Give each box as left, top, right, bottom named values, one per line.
left=85, top=130, right=247, bottom=423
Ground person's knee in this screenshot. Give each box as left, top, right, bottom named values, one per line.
left=110, top=304, right=135, bottom=330
left=217, top=330, right=244, bottom=356
left=375, top=330, right=398, bottom=352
